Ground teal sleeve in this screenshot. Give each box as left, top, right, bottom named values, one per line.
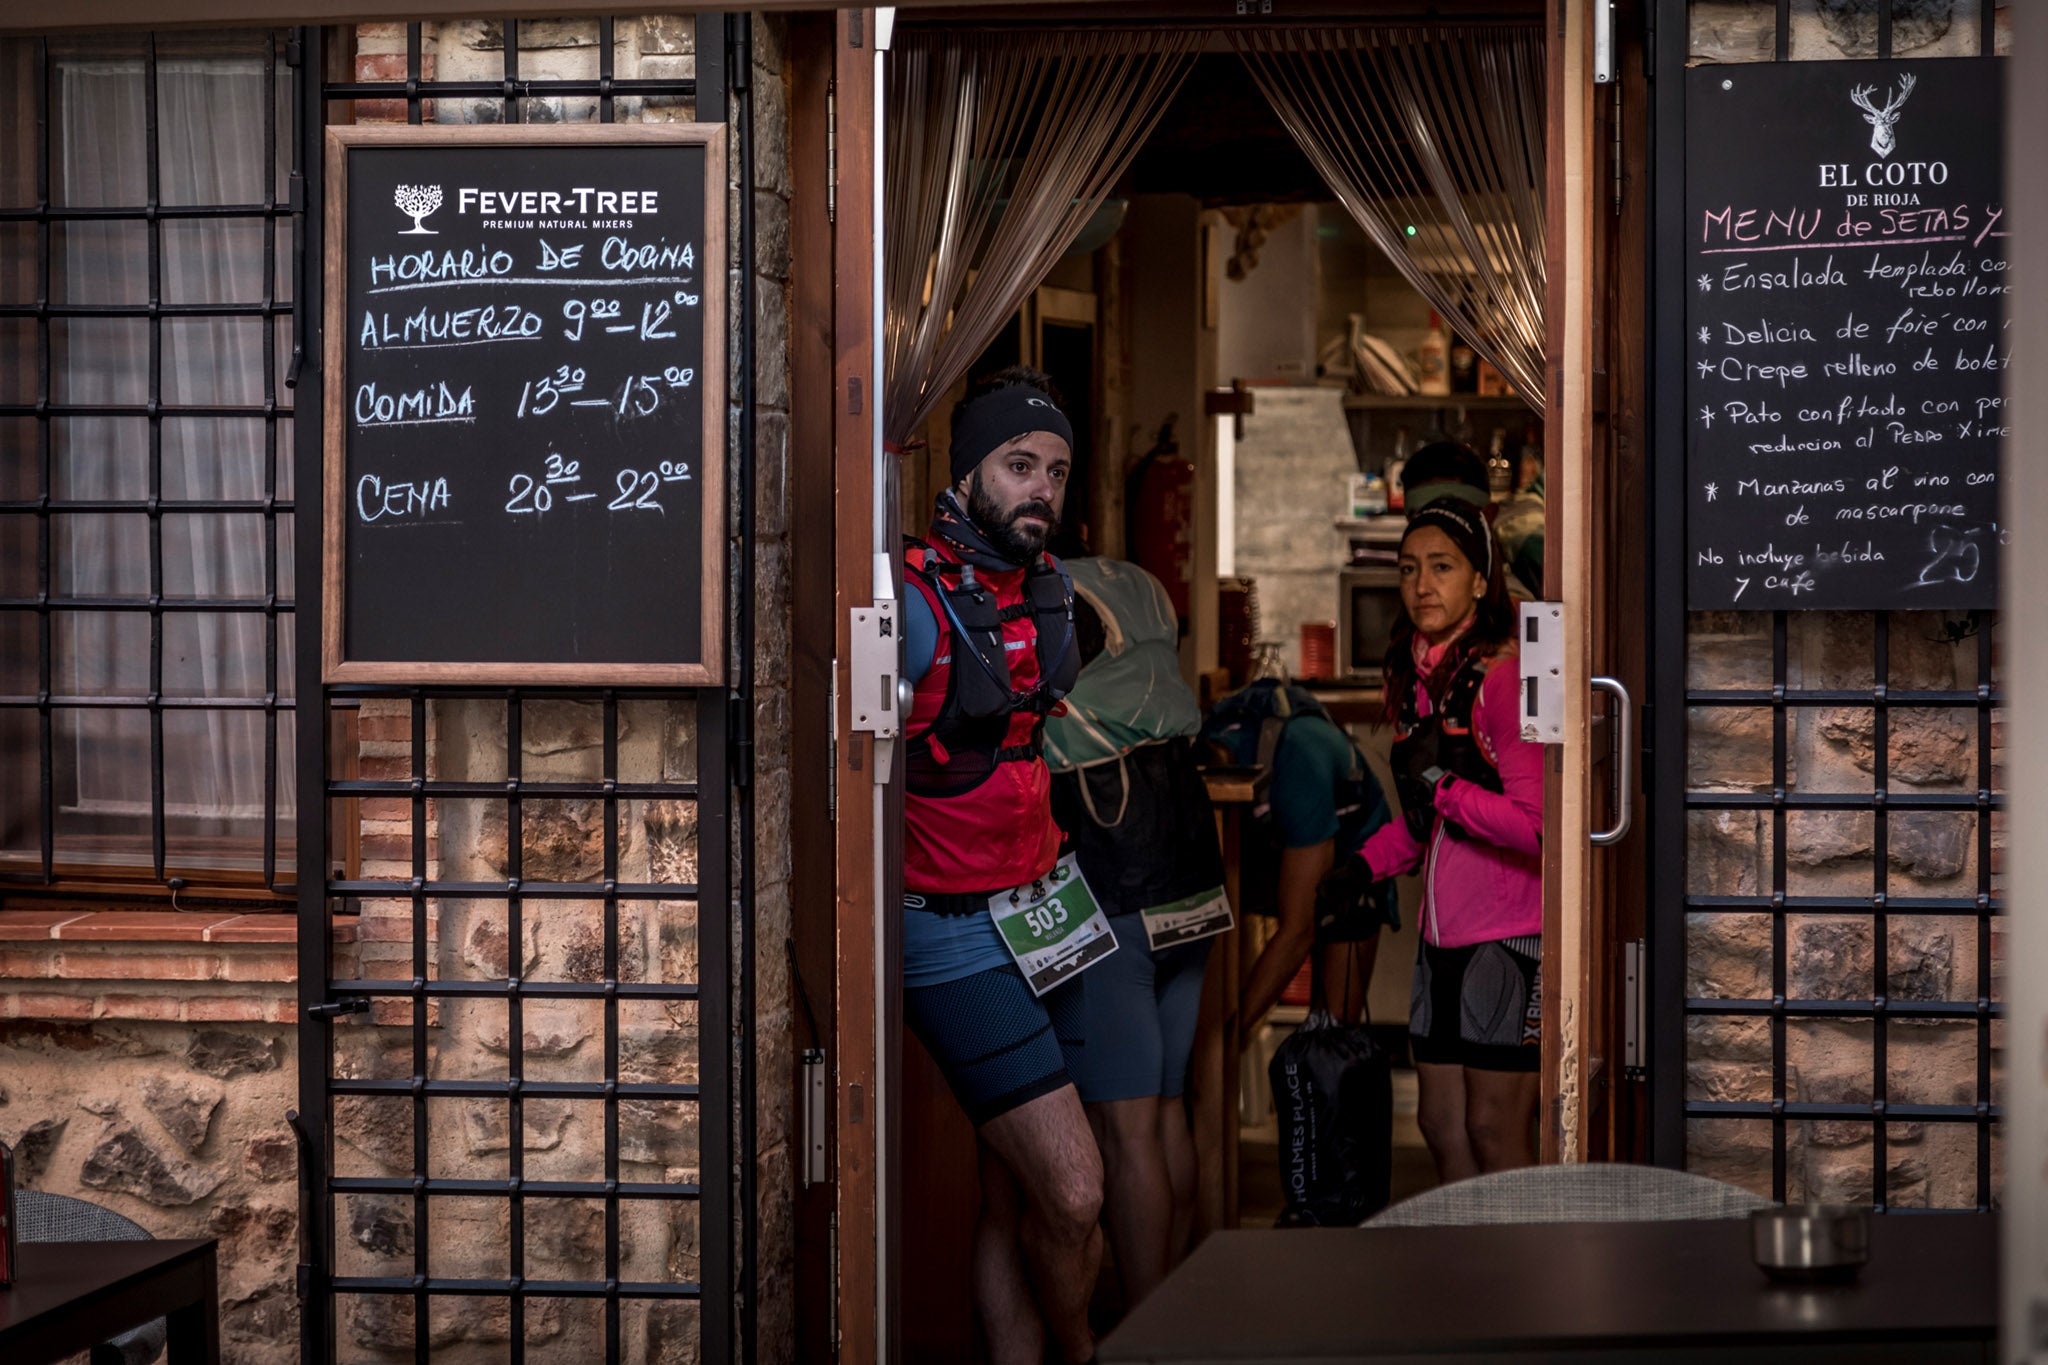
left=1268, top=719, right=1352, bottom=848
left=905, top=587, right=937, bottom=686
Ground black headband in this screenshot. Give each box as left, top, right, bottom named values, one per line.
left=1403, top=497, right=1494, bottom=582
left=950, top=384, right=1074, bottom=483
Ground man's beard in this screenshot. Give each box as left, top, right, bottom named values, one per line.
left=967, top=470, right=1059, bottom=563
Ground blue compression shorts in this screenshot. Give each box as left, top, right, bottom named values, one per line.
left=1068, top=914, right=1213, bottom=1104
left=904, top=961, right=1086, bottom=1125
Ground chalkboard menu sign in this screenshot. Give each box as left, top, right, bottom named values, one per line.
left=323, top=126, right=726, bottom=682
left=1686, top=59, right=2006, bottom=610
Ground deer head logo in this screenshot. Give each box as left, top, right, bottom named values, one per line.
left=1850, top=75, right=1916, bottom=159
left=394, top=184, right=443, bottom=235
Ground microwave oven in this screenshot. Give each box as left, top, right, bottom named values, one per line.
left=1337, top=565, right=1403, bottom=680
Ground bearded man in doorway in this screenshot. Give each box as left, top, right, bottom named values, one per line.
left=900, top=367, right=1102, bottom=1365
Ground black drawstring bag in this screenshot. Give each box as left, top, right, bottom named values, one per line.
left=1267, top=946, right=1393, bottom=1227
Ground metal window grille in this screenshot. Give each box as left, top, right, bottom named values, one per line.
left=1653, top=0, right=2005, bottom=1210
left=292, top=17, right=751, bottom=1365
left=0, top=30, right=297, bottom=896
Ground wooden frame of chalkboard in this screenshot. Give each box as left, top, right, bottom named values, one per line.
left=322, top=124, right=728, bottom=684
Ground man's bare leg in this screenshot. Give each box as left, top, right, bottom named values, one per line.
left=973, top=1143, right=1046, bottom=1365
left=1089, top=1096, right=1172, bottom=1306
left=1158, top=1094, right=1198, bottom=1263
left=979, top=1083, right=1104, bottom=1364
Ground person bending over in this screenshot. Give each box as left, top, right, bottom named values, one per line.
left=1202, top=679, right=1399, bottom=1036
left=900, top=368, right=1099, bottom=1365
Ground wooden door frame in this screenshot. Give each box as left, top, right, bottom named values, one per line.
left=1542, top=0, right=1655, bottom=1168
left=1541, top=0, right=1600, bottom=1164
left=831, top=9, right=890, bottom=1364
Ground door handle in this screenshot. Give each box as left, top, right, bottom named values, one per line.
left=1590, top=676, right=1633, bottom=847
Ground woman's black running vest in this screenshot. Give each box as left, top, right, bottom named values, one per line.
left=1390, top=650, right=1505, bottom=840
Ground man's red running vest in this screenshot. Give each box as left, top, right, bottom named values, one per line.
left=902, top=534, right=1076, bottom=895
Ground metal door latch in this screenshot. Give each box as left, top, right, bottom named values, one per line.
left=849, top=551, right=906, bottom=785
left=1518, top=602, right=1565, bottom=744
left=305, top=996, right=370, bottom=1019
left=848, top=599, right=901, bottom=742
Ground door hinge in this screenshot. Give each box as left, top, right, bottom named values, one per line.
left=827, top=662, right=839, bottom=819
left=801, top=1047, right=829, bottom=1188
left=826, top=84, right=837, bottom=225
left=1623, top=939, right=1647, bottom=1081
left=728, top=691, right=754, bottom=789
left=1611, top=81, right=1625, bottom=218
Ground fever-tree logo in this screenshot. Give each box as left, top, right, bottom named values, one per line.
left=1850, top=74, right=1916, bottom=159
left=394, top=183, right=443, bottom=235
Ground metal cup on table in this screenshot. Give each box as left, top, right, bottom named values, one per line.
left=1749, top=1203, right=1872, bottom=1283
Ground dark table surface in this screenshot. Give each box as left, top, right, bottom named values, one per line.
left=1101, top=1215, right=1997, bottom=1363
left=1, top=1238, right=219, bottom=1365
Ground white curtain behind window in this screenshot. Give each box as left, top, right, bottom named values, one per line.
left=60, top=56, right=284, bottom=855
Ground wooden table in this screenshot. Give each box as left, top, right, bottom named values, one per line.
left=1190, top=769, right=1258, bottom=1236
left=1102, top=1216, right=1996, bottom=1363
left=0, top=1239, right=220, bottom=1364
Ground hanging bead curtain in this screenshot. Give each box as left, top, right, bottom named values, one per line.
left=1233, top=25, right=1549, bottom=413
left=884, top=29, right=1202, bottom=447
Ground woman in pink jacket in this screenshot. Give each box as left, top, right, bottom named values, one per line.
left=1325, top=498, right=1543, bottom=1179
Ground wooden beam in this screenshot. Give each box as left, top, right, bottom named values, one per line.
left=0, top=0, right=1545, bottom=33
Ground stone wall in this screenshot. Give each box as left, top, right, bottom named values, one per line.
left=1685, top=612, right=2002, bottom=1206
left=0, top=16, right=797, bottom=1365
left=0, top=917, right=311, bottom=1360
left=1679, top=0, right=2009, bottom=1210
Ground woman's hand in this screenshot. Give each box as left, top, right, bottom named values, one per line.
left=1397, top=719, right=1446, bottom=839
left=1314, top=850, right=1380, bottom=924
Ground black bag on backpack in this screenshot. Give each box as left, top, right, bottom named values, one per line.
left=1268, top=981, right=1394, bottom=1227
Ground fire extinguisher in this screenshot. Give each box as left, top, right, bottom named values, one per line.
left=1125, top=417, right=1195, bottom=638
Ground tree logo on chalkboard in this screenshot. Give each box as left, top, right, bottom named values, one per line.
left=394, top=184, right=444, bottom=235
left=1849, top=75, right=1916, bottom=159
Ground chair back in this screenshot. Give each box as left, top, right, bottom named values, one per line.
left=17, top=1189, right=152, bottom=1243
left=13, top=1190, right=167, bottom=1365
left=1366, top=1163, right=1769, bottom=1227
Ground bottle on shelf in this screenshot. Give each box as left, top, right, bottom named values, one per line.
left=1516, top=420, right=1544, bottom=492
left=1487, top=427, right=1513, bottom=498
left=1386, top=425, right=1413, bottom=512
left=1416, top=311, right=1451, bottom=397
left=1448, top=334, right=1479, bottom=393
